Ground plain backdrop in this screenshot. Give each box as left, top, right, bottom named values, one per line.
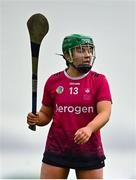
left=0, top=0, right=136, bottom=179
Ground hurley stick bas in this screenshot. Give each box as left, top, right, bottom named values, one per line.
left=27, top=13, right=49, bottom=131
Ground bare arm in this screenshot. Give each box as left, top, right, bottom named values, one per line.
left=27, top=105, right=53, bottom=127
left=74, top=101, right=112, bottom=144
left=87, top=100, right=112, bottom=132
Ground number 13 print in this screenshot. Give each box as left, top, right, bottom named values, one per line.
left=69, top=87, right=79, bottom=95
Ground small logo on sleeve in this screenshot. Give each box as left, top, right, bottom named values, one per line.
left=56, top=86, right=64, bottom=94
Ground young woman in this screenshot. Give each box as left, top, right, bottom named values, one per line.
left=27, top=34, right=112, bottom=179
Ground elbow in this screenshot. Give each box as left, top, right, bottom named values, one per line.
left=105, top=111, right=111, bottom=124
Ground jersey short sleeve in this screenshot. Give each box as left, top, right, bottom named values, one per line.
left=96, top=75, right=112, bottom=103
left=42, top=76, right=53, bottom=107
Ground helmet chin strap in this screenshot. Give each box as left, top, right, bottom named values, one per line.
left=67, top=60, right=92, bottom=74
left=76, top=64, right=92, bottom=73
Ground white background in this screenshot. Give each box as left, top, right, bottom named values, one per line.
left=0, top=0, right=136, bottom=179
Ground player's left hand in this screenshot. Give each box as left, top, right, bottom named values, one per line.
left=74, top=126, right=92, bottom=144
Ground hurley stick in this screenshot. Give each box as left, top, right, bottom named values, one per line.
left=27, top=13, right=49, bottom=131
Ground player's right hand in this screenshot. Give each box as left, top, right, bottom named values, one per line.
left=27, top=112, right=39, bottom=125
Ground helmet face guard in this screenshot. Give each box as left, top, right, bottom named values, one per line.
left=62, top=34, right=96, bottom=73
left=68, top=44, right=95, bottom=73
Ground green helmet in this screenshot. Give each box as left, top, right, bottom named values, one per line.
left=62, top=34, right=94, bottom=53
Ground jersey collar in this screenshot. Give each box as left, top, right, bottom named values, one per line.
left=64, top=69, right=90, bottom=80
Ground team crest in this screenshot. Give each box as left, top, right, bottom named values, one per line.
left=56, top=86, right=64, bottom=94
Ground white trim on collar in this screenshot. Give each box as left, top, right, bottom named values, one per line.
left=64, top=70, right=90, bottom=80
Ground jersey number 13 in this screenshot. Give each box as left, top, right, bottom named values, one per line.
left=69, top=87, right=79, bottom=95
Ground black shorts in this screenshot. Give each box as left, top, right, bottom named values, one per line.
left=42, top=151, right=105, bottom=170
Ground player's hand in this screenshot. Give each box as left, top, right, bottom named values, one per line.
left=27, top=112, right=39, bottom=126
left=74, top=126, right=92, bottom=144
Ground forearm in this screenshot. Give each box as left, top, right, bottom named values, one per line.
left=87, top=111, right=110, bottom=133
left=36, top=110, right=52, bottom=126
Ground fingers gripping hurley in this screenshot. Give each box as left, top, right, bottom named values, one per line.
left=27, top=13, right=49, bottom=131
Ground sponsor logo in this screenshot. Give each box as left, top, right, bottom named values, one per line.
left=56, top=104, right=94, bottom=114
left=69, top=82, right=80, bottom=86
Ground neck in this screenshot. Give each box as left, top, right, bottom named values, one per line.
left=66, top=65, right=83, bottom=77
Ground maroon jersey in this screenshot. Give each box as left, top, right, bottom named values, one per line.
left=42, top=70, right=112, bottom=169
